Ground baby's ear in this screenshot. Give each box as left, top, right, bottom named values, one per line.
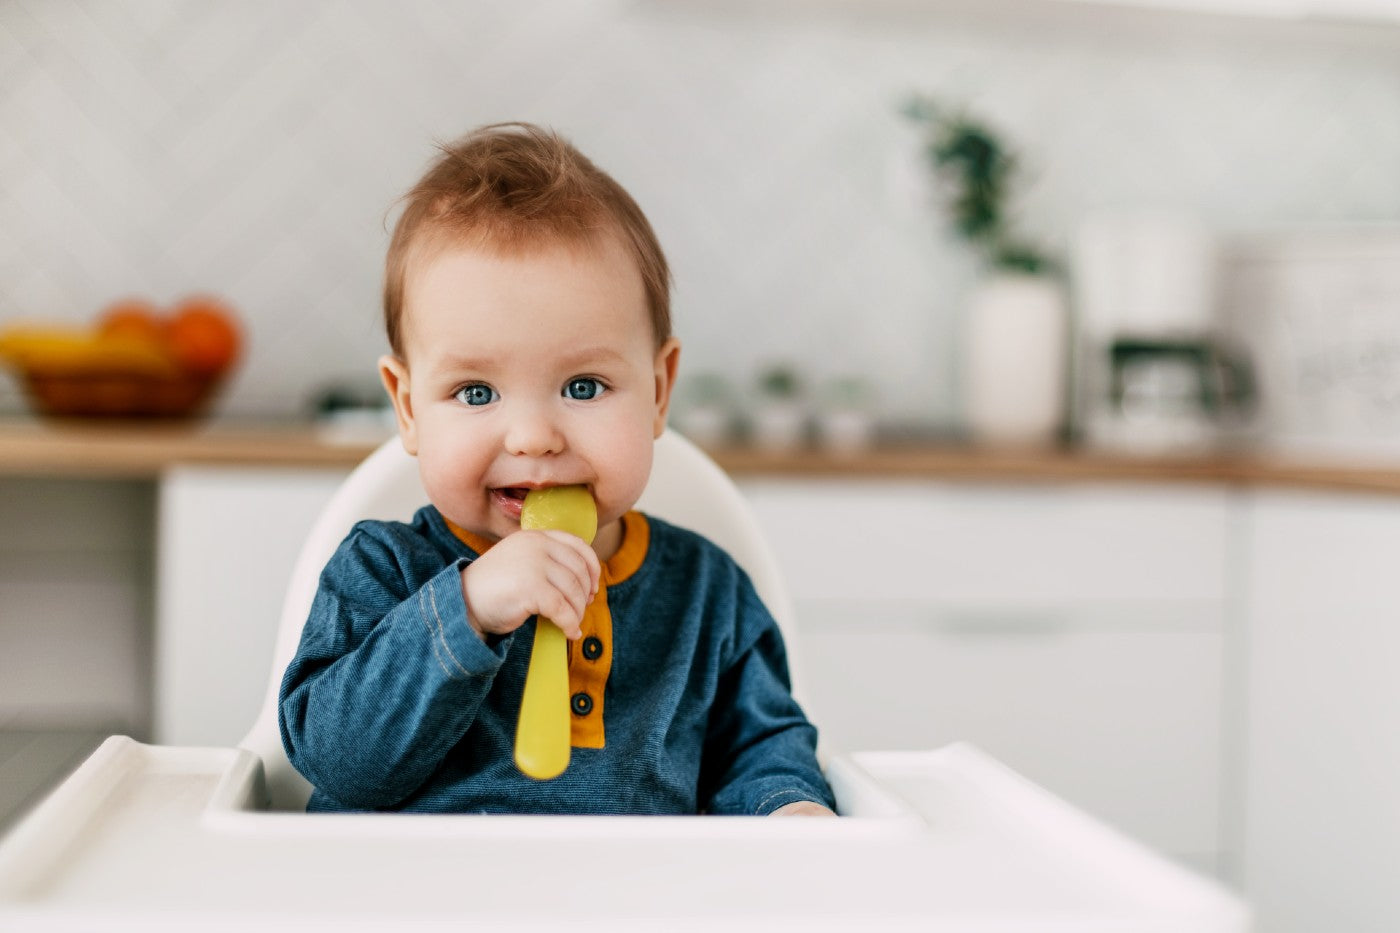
left=652, top=338, right=681, bottom=438
left=378, top=354, right=419, bottom=455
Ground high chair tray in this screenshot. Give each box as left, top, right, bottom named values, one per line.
left=0, top=738, right=1247, bottom=931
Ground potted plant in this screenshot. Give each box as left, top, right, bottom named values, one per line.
left=814, top=375, right=877, bottom=455
left=670, top=371, right=736, bottom=447
left=749, top=364, right=809, bottom=451
left=904, top=96, right=1068, bottom=446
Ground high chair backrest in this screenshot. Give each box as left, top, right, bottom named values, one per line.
left=240, top=429, right=800, bottom=811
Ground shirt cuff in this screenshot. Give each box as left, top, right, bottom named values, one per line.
left=416, top=558, right=511, bottom=681
left=752, top=787, right=827, bottom=816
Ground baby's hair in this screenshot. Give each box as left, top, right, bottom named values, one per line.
left=383, top=122, right=671, bottom=356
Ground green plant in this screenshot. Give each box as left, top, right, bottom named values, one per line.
left=824, top=376, right=871, bottom=409
left=682, top=372, right=732, bottom=406
left=757, top=364, right=802, bottom=399
left=902, top=96, right=1055, bottom=275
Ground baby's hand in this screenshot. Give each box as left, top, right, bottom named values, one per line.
left=460, top=530, right=601, bottom=641
left=769, top=800, right=837, bottom=817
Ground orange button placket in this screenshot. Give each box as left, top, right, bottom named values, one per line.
left=566, top=585, right=611, bottom=748
left=446, top=511, right=651, bottom=752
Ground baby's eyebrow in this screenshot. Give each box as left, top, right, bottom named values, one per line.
left=557, top=346, right=628, bottom=368
left=430, top=346, right=628, bottom=375
left=433, top=353, right=494, bottom=374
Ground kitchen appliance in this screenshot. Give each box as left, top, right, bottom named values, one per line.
left=1071, top=212, right=1255, bottom=451
left=1221, top=227, right=1400, bottom=459
left=1107, top=337, right=1254, bottom=448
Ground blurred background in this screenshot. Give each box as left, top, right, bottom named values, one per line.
left=4, top=1, right=1400, bottom=930
left=2, top=0, right=1398, bottom=430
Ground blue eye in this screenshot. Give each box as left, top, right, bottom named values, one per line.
left=564, top=378, right=605, bottom=401
left=454, top=383, right=498, bottom=407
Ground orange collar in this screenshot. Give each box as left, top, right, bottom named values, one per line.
left=444, top=511, right=649, bottom=585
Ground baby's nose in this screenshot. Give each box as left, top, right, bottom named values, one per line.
left=504, top=405, right=565, bottom=457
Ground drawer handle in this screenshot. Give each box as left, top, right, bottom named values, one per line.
left=936, top=612, right=1070, bottom=636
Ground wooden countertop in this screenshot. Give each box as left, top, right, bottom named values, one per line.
left=4, top=418, right=1400, bottom=495
left=0, top=420, right=383, bottom=476
left=709, top=442, right=1400, bottom=495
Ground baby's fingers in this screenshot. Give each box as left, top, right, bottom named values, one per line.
left=538, top=584, right=585, bottom=640
left=540, top=560, right=596, bottom=639
left=541, top=530, right=602, bottom=596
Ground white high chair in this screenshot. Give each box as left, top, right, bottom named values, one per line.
left=0, top=431, right=1249, bottom=931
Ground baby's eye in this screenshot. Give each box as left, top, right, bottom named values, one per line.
left=454, top=383, right=498, bottom=407
left=563, top=378, right=606, bottom=401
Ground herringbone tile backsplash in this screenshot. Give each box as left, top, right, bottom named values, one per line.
left=3, top=0, right=1399, bottom=424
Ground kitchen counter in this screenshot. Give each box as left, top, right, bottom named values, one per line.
left=0, top=419, right=381, bottom=476
left=5, top=418, right=1400, bottom=494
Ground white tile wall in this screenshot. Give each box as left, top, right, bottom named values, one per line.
left=2, top=0, right=1398, bottom=424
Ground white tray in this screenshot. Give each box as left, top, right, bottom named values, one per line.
left=0, top=738, right=1248, bottom=931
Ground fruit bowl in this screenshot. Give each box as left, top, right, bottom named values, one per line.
left=17, top=369, right=226, bottom=420
left=0, top=297, right=242, bottom=421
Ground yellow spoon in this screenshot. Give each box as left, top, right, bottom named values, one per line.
left=514, top=485, right=597, bottom=780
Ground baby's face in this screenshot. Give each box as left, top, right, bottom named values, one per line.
left=381, top=233, right=679, bottom=556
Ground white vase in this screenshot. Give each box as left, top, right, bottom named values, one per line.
left=815, top=408, right=876, bottom=455
left=964, top=273, right=1068, bottom=445
left=672, top=403, right=734, bottom=448
left=750, top=400, right=808, bottom=451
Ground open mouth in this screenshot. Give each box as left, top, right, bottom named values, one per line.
left=490, top=487, right=529, bottom=522
left=492, top=484, right=584, bottom=521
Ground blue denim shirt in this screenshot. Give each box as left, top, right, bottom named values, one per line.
left=278, top=507, right=833, bottom=815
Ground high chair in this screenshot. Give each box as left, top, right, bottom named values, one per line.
left=0, top=431, right=1249, bottom=931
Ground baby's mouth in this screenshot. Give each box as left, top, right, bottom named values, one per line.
left=495, top=485, right=592, bottom=522
left=492, top=484, right=594, bottom=523
left=490, top=486, right=531, bottom=521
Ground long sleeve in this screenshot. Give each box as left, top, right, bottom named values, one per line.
left=278, top=521, right=513, bottom=809
left=698, top=581, right=835, bottom=816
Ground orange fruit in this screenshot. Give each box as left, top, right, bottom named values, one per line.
left=166, top=296, right=242, bottom=376
left=98, top=299, right=165, bottom=345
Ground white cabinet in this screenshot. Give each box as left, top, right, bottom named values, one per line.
left=155, top=466, right=349, bottom=746
left=1239, top=492, right=1400, bottom=933
left=742, top=479, right=1232, bottom=874
left=0, top=479, right=154, bottom=729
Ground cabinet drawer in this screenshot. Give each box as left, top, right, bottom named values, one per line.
left=796, top=609, right=1223, bottom=864
left=742, top=480, right=1230, bottom=606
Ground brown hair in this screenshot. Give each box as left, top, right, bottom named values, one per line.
left=383, top=122, right=671, bottom=356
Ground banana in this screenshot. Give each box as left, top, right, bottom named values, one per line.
left=0, top=326, right=179, bottom=377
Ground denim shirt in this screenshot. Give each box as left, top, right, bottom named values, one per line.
left=278, top=507, right=834, bottom=815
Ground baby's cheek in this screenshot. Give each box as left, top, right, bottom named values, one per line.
left=416, top=455, right=452, bottom=501
left=594, top=466, right=650, bottom=524
left=419, top=451, right=482, bottom=515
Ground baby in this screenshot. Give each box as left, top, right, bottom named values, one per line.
left=279, top=123, right=834, bottom=816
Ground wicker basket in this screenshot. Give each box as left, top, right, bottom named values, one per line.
left=20, top=370, right=224, bottom=419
